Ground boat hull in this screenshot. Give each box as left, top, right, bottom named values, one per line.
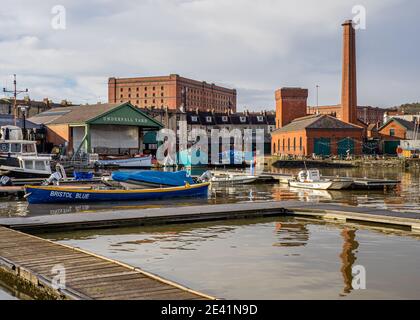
left=211, top=176, right=257, bottom=185
left=328, top=180, right=353, bottom=190
left=289, top=181, right=333, bottom=190
left=25, top=183, right=210, bottom=204
left=0, top=168, right=52, bottom=178
left=96, top=156, right=152, bottom=168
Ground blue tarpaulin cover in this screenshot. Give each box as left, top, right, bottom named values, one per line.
left=112, top=170, right=194, bottom=186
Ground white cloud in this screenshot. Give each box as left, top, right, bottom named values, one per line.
left=0, top=0, right=418, bottom=109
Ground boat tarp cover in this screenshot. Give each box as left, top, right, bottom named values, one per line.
left=112, top=170, right=194, bottom=186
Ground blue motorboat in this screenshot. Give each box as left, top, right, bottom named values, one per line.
left=24, top=182, right=210, bottom=204
left=111, top=170, right=195, bottom=188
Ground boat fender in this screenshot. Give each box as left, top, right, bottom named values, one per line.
left=23, top=192, right=32, bottom=199
left=42, top=172, right=63, bottom=186
left=0, top=176, right=12, bottom=186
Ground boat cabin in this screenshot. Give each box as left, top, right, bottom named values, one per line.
left=0, top=140, right=38, bottom=157
left=297, top=169, right=322, bottom=183
left=19, top=156, right=51, bottom=173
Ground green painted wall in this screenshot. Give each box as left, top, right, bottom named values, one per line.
left=89, top=104, right=162, bottom=128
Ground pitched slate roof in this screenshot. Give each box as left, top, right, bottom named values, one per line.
left=380, top=117, right=416, bottom=132
left=0, top=114, right=42, bottom=129
left=29, top=102, right=163, bottom=128
left=47, top=103, right=121, bottom=124
left=28, top=106, right=76, bottom=125
left=273, top=114, right=363, bottom=133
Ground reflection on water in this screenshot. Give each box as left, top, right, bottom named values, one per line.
left=0, top=280, right=21, bottom=300
left=44, top=217, right=420, bottom=299
left=340, top=229, right=359, bottom=296
left=0, top=167, right=419, bottom=217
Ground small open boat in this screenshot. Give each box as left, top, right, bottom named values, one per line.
left=289, top=169, right=333, bottom=190
left=200, top=171, right=258, bottom=185
left=24, top=182, right=210, bottom=204
left=95, top=155, right=152, bottom=168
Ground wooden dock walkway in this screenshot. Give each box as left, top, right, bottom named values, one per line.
left=0, top=226, right=214, bottom=300
left=0, top=202, right=419, bottom=233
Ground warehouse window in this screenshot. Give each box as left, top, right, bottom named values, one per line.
left=390, top=129, right=395, bottom=137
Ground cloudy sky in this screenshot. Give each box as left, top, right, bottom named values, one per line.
left=0, top=0, right=418, bottom=110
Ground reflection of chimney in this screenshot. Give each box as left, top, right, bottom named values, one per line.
left=339, top=228, right=359, bottom=296
left=341, top=20, right=357, bottom=124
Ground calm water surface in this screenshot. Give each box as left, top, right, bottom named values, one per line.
left=0, top=282, right=19, bottom=300
left=0, top=167, right=419, bottom=217
left=44, top=217, right=420, bottom=299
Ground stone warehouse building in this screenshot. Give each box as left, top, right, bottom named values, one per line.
left=108, top=74, right=237, bottom=113
left=271, top=20, right=365, bottom=157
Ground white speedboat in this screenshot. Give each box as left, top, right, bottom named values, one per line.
left=289, top=169, right=333, bottom=190
left=200, top=171, right=258, bottom=185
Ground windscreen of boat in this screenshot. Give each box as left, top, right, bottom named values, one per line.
left=23, top=143, right=36, bottom=154
left=10, top=143, right=21, bottom=153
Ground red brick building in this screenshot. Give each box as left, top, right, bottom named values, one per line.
left=108, top=74, right=237, bottom=113
left=271, top=88, right=363, bottom=157
left=271, top=21, right=365, bottom=157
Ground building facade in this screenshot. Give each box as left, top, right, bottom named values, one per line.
left=108, top=74, right=237, bottom=113
left=271, top=21, right=368, bottom=157
left=308, top=105, right=386, bottom=126
left=29, top=102, right=163, bottom=156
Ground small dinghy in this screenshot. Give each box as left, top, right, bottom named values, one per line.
left=289, top=169, right=333, bottom=190
left=200, top=171, right=258, bottom=185
left=24, top=182, right=210, bottom=204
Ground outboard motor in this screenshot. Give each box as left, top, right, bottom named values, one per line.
left=42, top=172, right=63, bottom=186
left=198, top=170, right=212, bottom=182
left=0, top=176, right=12, bottom=186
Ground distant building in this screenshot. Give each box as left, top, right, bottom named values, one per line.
left=0, top=98, right=74, bottom=117
left=141, top=108, right=275, bottom=155
left=378, top=118, right=419, bottom=155
left=189, top=109, right=275, bottom=155
left=379, top=118, right=418, bottom=140
left=383, top=110, right=420, bottom=124
left=108, top=74, right=237, bottom=113
left=29, top=102, right=163, bottom=156
left=308, top=105, right=386, bottom=126
left=271, top=21, right=366, bottom=157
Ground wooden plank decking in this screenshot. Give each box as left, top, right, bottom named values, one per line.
left=0, top=226, right=214, bottom=300
left=0, top=202, right=419, bottom=233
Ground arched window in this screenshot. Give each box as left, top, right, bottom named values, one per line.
left=288, top=138, right=290, bottom=151
left=300, top=137, right=303, bottom=150
left=293, top=138, right=296, bottom=151
left=283, top=138, right=285, bottom=151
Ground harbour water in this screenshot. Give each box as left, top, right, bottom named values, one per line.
left=0, top=167, right=418, bottom=217
left=0, top=166, right=419, bottom=299
left=43, top=217, right=420, bottom=299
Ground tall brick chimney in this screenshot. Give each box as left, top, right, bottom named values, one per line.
left=275, top=87, right=308, bottom=128
left=341, top=20, right=357, bottom=125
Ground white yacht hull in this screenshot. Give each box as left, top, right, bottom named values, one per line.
left=211, top=176, right=258, bottom=185
left=289, top=181, right=333, bottom=190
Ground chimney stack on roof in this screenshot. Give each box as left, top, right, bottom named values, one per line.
left=341, top=19, right=358, bottom=125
